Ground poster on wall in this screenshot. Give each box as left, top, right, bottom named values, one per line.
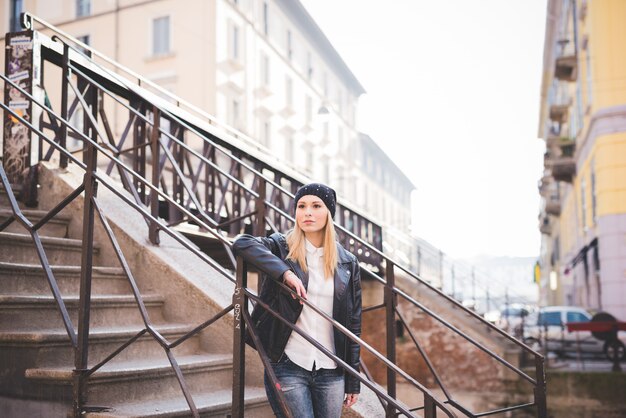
left=2, top=30, right=39, bottom=184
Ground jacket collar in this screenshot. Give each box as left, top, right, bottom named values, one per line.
left=336, top=241, right=355, bottom=264
left=273, top=232, right=354, bottom=265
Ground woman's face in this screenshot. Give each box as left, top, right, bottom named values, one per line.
left=295, top=195, right=328, bottom=235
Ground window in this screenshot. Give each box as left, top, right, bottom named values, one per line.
left=285, top=134, right=294, bottom=161
left=307, top=52, right=313, bottom=80
left=76, top=35, right=90, bottom=56
left=260, top=119, right=271, bottom=147
left=581, top=178, right=587, bottom=229
left=285, top=76, right=293, bottom=108
left=591, top=162, right=597, bottom=223
left=152, top=16, right=170, bottom=56
left=229, top=98, right=241, bottom=129
left=260, top=53, right=270, bottom=86
left=76, top=0, right=91, bottom=18
left=585, top=38, right=593, bottom=108
left=305, top=95, right=312, bottom=124
left=10, top=0, right=24, bottom=32
left=286, top=29, right=293, bottom=60
left=229, top=24, right=241, bottom=61
left=538, top=311, right=562, bottom=326
left=566, top=311, right=590, bottom=323
left=262, top=2, right=269, bottom=35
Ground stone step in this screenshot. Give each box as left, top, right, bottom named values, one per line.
left=0, top=208, right=71, bottom=238
left=0, top=184, right=23, bottom=207
left=0, top=231, right=100, bottom=265
left=85, top=387, right=271, bottom=417
left=176, top=225, right=235, bottom=271
left=0, top=294, right=165, bottom=331
left=26, top=354, right=236, bottom=405
left=0, top=323, right=202, bottom=369
left=0, top=262, right=131, bottom=295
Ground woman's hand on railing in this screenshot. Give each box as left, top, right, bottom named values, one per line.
left=282, top=270, right=307, bottom=304
left=344, top=393, right=358, bottom=408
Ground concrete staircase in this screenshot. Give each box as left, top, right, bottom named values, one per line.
left=0, top=167, right=271, bottom=417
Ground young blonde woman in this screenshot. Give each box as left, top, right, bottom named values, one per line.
left=233, top=183, right=362, bottom=418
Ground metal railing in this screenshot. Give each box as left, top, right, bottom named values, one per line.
left=0, top=16, right=547, bottom=418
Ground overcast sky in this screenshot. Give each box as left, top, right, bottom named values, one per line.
left=301, top=0, right=548, bottom=259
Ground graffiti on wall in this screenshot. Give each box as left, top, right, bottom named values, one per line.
left=3, top=31, right=34, bottom=183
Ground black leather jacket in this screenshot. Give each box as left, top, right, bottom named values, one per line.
left=232, top=232, right=362, bottom=394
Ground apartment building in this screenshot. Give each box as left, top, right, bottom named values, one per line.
left=2, top=0, right=428, bottom=270
left=537, top=0, right=626, bottom=319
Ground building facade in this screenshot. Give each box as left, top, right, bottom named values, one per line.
left=537, top=0, right=626, bottom=319
left=1, top=0, right=428, bottom=270
left=356, top=133, right=417, bottom=270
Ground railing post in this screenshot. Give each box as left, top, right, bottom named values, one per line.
left=385, top=261, right=397, bottom=418
left=59, top=43, right=70, bottom=169
left=149, top=106, right=160, bottom=245
left=73, top=130, right=98, bottom=417
left=232, top=256, right=247, bottom=418
left=255, top=178, right=267, bottom=236
left=534, top=356, right=547, bottom=418
left=231, top=152, right=243, bottom=236
left=424, top=393, right=436, bottom=418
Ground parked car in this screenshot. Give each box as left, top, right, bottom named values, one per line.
left=522, top=306, right=626, bottom=360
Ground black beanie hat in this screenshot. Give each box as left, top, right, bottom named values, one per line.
left=294, top=183, right=337, bottom=218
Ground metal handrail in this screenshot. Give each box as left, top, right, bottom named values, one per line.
left=47, top=35, right=533, bottom=355
left=20, top=11, right=321, bottom=187
left=0, top=70, right=454, bottom=417
left=0, top=67, right=453, bottom=418
left=57, top=36, right=545, bottom=361
left=1, top=19, right=546, bottom=417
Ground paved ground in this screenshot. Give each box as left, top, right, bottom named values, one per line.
left=545, top=355, right=625, bottom=372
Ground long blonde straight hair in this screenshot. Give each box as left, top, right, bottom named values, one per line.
left=286, top=211, right=338, bottom=279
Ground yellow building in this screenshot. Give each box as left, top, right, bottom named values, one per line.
left=538, top=0, right=626, bottom=319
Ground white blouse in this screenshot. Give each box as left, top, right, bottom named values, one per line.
left=283, top=239, right=336, bottom=370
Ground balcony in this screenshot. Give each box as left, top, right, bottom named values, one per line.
left=549, top=138, right=575, bottom=182
left=549, top=104, right=569, bottom=123
left=551, top=157, right=576, bottom=182
left=545, top=195, right=561, bottom=216
left=546, top=134, right=562, bottom=148
left=554, top=55, right=577, bottom=82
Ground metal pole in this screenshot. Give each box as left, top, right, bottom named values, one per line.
left=149, top=106, right=160, bottom=245
left=424, top=393, right=436, bottom=418
left=505, top=288, right=510, bottom=331
left=451, top=266, right=456, bottom=300
left=385, top=262, right=397, bottom=418
left=254, top=178, right=266, bottom=237
left=438, top=250, right=443, bottom=289
left=59, top=43, right=70, bottom=169
left=417, top=246, right=422, bottom=277
left=73, top=131, right=98, bottom=417
left=534, top=356, right=547, bottom=418
left=231, top=256, right=247, bottom=417
left=472, top=268, right=476, bottom=306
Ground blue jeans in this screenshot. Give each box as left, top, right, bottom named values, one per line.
left=264, top=356, right=345, bottom=418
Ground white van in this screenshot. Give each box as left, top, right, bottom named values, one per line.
left=522, top=306, right=625, bottom=361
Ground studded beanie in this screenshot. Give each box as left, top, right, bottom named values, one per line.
left=293, top=183, right=337, bottom=218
